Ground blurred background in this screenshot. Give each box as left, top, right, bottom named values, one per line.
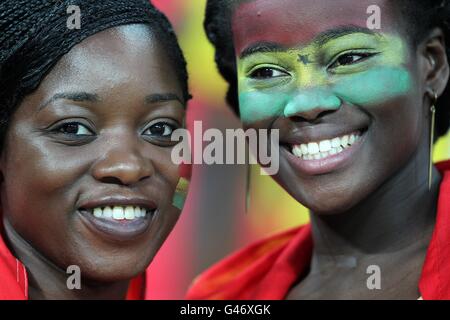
left=147, top=0, right=450, bottom=299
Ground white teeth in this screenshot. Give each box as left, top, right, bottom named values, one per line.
left=134, top=206, right=142, bottom=218
left=93, top=208, right=102, bottom=218
left=331, top=137, right=341, bottom=148
left=293, top=145, right=302, bottom=157
left=349, top=134, right=356, bottom=145
left=292, top=132, right=361, bottom=161
left=124, top=206, right=135, bottom=220
left=300, top=144, right=309, bottom=155
left=113, top=207, right=124, bottom=220
left=89, top=205, right=149, bottom=220
left=103, top=206, right=113, bottom=218
left=319, top=140, right=331, bottom=152
left=308, top=142, right=320, bottom=155
left=341, top=135, right=349, bottom=147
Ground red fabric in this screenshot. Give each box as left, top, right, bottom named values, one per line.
left=0, top=231, right=28, bottom=300
left=419, top=160, right=450, bottom=299
left=0, top=225, right=146, bottom=300
left=187, top=161, right=450, bottom=300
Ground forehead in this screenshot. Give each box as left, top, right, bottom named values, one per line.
left=231, top=0, right=397, bottom=54
left=39, top=25, right=181, bottom=97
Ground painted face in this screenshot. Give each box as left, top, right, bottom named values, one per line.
left=0, top=25, right=185, bottom=282
left=232, top=0, right=427, bottom=213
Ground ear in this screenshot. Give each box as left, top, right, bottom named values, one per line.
left=420, top=28, right=450, bottom=97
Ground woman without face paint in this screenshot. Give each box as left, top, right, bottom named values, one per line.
left=187, top=0, right=450, bottom=299
left=0, top=0, right=191, bottom=299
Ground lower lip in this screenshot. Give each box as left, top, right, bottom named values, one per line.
left=284, top=132, right=367, bottom=176
left=78, top=209, right=155, bottom=242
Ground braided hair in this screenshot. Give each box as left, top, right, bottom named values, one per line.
left=0, top=0, right=190, bottom=150
left=204, top=0, right=450, bottom=138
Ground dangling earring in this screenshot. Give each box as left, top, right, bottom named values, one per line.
left=172, top=177, right=190, bottom=210
left=172, top=163, right=191, bottom=210
left=428, top=90, right=438, bottom=190
left=245, top=137, right=251, bottom=213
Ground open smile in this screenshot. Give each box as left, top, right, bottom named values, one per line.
left=78, top=198, right=157, bottom=242
left=283, top=128, right=368, bottom=175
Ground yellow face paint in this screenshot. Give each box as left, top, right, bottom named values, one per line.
left=237, top=32, right=412, bottom=123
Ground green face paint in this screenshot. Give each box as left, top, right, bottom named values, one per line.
left=237, top=32, right=412, bottom=123
left=172, top=177, right=189, bottom=210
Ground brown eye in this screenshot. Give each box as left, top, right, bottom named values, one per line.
left=330, top=52, right=374, bottom=69
left=54, top=122, right=93, bottom=136
left=250, top=67, right=288, bottom=79
left=144, top=122, right=175, bottom=138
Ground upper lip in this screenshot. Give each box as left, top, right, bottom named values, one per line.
left=281, top=125, right=367, bottom=146
left=78, top=195, right=158, bottom=211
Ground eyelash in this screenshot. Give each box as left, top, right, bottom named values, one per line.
left=143, top=121, right=178, bottom=138
left=249, top=67, right=289, bottom=80
left=328, top=51, right=377, bottom=69
left=246, top=51, right=377, bottom=80
left=49, top=120, right=179, bottom=144
left=51, top=122, right=94, bottom=137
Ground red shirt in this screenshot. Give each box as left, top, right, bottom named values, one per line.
left=187, top=161, right=450, bottom=300
left=0, top=230, right=145, bottom=299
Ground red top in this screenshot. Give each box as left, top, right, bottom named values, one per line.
left=0, top=227, right=146, bottom=300
left=187, top=161, right=450, bottom=300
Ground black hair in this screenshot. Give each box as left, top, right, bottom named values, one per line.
left=204, top=0, right=450, bottom=138
left=0, top=0, right=190, bottom=150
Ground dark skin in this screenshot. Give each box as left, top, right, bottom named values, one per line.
left=231, top=0, right=450, bottom=299
left=0, top=24, right=186, bottom=299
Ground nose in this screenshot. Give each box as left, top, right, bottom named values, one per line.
left=283, top=88, right=342, bottom=121
left=92, top=146, right=154, bottom=186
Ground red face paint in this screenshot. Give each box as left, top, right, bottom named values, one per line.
left=231, top=0, right=393, bottom=55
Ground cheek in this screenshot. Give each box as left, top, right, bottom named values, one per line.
left=239, top=91, right=288, bottom=123
left=333, top=67, right=413, bottom=106
left=148, top=147, right=180, bottom=197
left=4, top=139, right=88, bottom=198
left=0, top=122, right=94, bottom=223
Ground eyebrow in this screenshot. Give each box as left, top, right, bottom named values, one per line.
left=145, top=93, right=183, bottom=105
left=240, top=42, right=287, bottom=59
left=239, top=25, right=377, bottom=59
left=38, top=92, right=184, bottom=111
left=38, top=92, right=99, bottom=111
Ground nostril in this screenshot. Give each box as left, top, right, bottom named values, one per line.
left=138, top=175, right=151, bottom=182
left=100, top=176, right=127, bottom=186
left=290, top=115, right=304, bottom=122
left=289, top=109, right=337, bottom=123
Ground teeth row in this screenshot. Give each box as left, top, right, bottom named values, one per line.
left=292, top=133, right=361, bottom=160
left=92, top=206, right=150, bottom=220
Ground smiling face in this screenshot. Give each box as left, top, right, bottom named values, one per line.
left=0, top=24, right=185, bottom=283
left=232, top=0, right=430, bottom=213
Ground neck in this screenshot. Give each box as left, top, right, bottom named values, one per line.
left=309, top=148, right=440, bottom=270
left=2, top=218, right=130, bottom=300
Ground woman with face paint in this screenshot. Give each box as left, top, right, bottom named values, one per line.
left=0, top=0, right=191, bottom=299
left=187, top=0, right=450, bottom=299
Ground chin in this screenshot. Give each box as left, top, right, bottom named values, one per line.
left=84, top=264, right=148, bottom=284
left=74, top=252, right=153, bottom=284
left=281, top=178, right=367, bottom=215
left=305, top=199, right=360, bottom=216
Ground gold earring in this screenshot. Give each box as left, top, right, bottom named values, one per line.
left=246, top=162, right=251, bottom=213
left=428, top=90, right=438, bottom=190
